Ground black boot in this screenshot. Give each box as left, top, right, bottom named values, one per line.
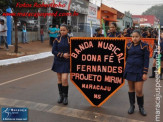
left=57, top=84, right=63, bottom=103
left=137, top=96, right=147, bottom=116
left=128, top=92, right=135, bottom=114
left=62, top=86, right=68, bottom=105
left=149, top=67, right=156, bottom=78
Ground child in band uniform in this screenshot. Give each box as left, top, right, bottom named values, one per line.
left=93, top=27, right=104, bottom=37
left=124, top=30, right=149, bottom=116
left=51, top=24, right=70, bottom=105
left=107, top=23, right=121, bottom=37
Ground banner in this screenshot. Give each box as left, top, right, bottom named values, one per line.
left=70, top=38, right=126, bottom=107
left=87, top=3, right=97, bottom=24
left=89, top=0, right=102, bottom=7
left=126, top=37, right=155, bottom=58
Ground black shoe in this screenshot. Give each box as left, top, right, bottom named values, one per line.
left=62, top=86, right=68, bottom=105
left=149, top=67, right=156, bottom=78
left=128, top=92, right=135, bottom=114
left=137, top=96, right=147, bottom=116
left=57, top=84, right=63, bottom=103
left=58, top=94, right=63, bottom=103
left=63, top=95, right=68, bottom=105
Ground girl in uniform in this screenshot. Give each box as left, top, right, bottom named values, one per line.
left=107, top=23, right=121, bottom=37
left=124, top=30, right=149, bottom=116
left=93, top=27, right=104, bottom=37
left=122, top=28, right=130, bottom=37
left=146, top=30, right=152, bottom=38
left=52, top=24, right=70, bottom=105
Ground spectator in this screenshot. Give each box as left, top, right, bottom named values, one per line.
left=55, top=24, right=60, bottom=37
left=40, top=26, right=44, bottom=43
left=22, top=23, right=28, bottom=44
left=48, top=25, right=56, bottom=46
left=0, top=20, right=9, bottom=50
left=68, top=29, right=73, bottom=37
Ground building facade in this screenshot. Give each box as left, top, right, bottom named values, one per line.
left=132, top=15, right=159, bottom=28
left=97, top=4, right=117, bottom=26
left=117, top=11, right=133, bottom=31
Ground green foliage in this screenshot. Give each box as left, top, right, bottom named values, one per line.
left=142, top=4, right=163, bottom=25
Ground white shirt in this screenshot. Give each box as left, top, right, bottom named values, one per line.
left=0, top=24, right=7, bottom=36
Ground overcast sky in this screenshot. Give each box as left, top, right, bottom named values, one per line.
left=102, top=0, right=163, bottom=15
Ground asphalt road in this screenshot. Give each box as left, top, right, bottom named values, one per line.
left=0, top=57, right=162, bottom=122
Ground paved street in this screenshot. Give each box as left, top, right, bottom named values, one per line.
left=0, top=57, right=162, bottom=122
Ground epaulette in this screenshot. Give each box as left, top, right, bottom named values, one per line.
left=140, top=41, right=149, bottom=50
left=117, top=33, right=121, bottom=37
left=107, top=32, right=111, bottom=37
left=126, top=42, right=133, bottom=49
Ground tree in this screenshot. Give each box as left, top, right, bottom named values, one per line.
left=142, top=4, right=163, bottom=26
left=0, top=0, right=41, bottom=53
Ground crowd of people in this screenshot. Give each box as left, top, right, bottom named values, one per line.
left=93, top=22, right=158, bottom=38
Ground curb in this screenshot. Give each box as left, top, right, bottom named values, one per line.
left=0, top=52, right=53, bottom=66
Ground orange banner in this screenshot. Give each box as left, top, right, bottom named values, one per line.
left=126, top=37, right=155, bottom=58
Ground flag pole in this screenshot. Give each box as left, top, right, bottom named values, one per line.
left=102, top=19, right=107, bottom=37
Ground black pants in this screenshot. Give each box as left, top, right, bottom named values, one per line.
left=0, top=36, right=8, bottom=49
left=50, top=37, right=55, bottom=46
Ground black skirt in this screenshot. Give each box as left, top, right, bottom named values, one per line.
left=52, top=59, right=70, bottom=73
left=124, top=72, right=143, bottom=82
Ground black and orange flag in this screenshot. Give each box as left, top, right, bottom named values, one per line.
left=70, top=37, right=126, bottom=107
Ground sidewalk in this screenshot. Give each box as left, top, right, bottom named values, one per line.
left=0, top=40, right=52, bottom=60
left=0, top=40, right=54, bottom=66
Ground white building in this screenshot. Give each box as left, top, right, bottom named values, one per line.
left=117, top=11, right=133, bottom=31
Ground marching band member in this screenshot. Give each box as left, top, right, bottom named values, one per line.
left=52, top=24, right=70, bottom=105
left=124, top=30, right=149, bottom=116
left=107, top=23, right=121, bottom=37
left=93, top=27, right=104, bottom=37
